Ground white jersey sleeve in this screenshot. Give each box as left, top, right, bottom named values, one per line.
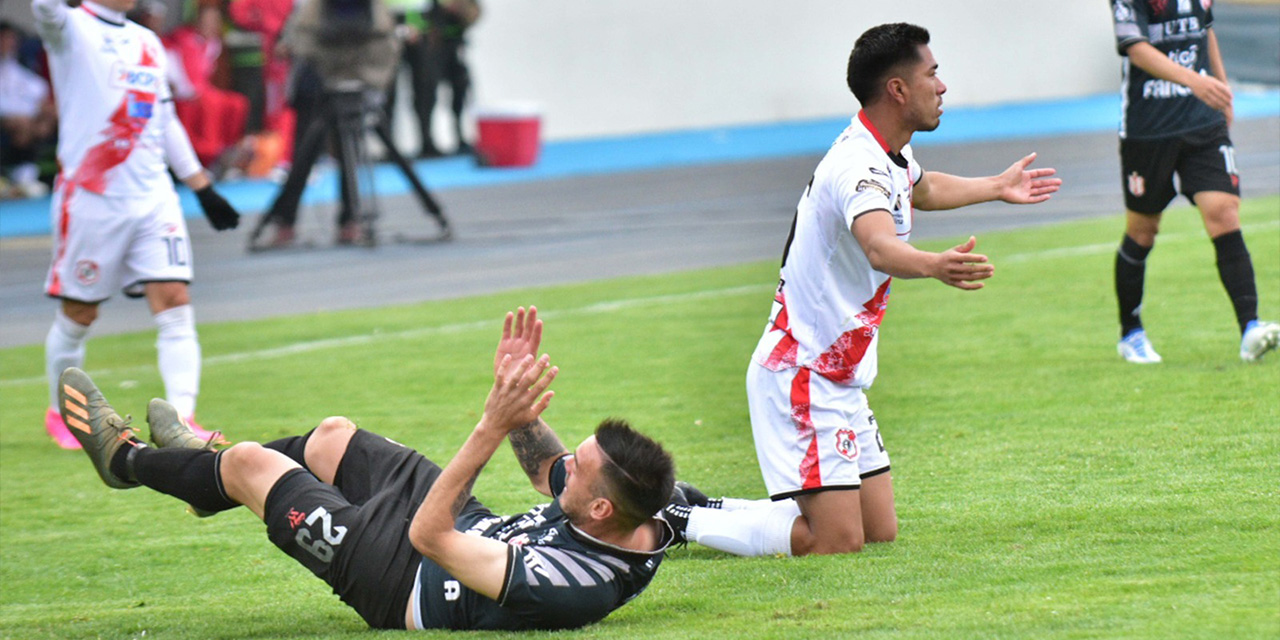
left=31, top=0, right=69, bottom=48
left=160, top=99, right=202, bottom=181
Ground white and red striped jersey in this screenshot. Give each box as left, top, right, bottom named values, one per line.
left=751, top=111, right=921, bottom=388
left=32, top=0, right=199, bottom=196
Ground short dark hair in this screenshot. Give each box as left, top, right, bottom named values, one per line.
left=846, top=23, right=931, bottom=106
left=594, top=419, right=675, bottom=530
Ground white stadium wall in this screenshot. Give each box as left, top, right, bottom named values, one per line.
left=459, top=1, right=1119, bottom=141
left=1, top=0, right=1121, bottom=144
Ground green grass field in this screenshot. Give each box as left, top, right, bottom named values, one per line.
left=2, top=198, right=1277, bottom=639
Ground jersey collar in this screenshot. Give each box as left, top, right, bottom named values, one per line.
left=81, top=1, right=128, bottom=27
left=857, top=110, right=910, bottom=169
left=565, top=517, right=675, bottom=558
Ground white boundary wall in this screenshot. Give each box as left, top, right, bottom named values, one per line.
left=1, top=0, right=1122, bottom=143
left=461, top=1, right=1119, bottom=140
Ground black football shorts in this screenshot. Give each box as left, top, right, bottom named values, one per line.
left=263, top=429, right=489, bottom=629
left=1120, top=123, right=1240, bottom=214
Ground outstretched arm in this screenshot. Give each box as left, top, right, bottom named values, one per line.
left=408, top=353, right=558, bottom=599
left=914, top=153, right=1061, bottom=211
left=495, top=307, right=569, bottom=495
left=852, top=211, right=993, bottom=290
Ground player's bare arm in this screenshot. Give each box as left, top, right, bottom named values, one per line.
left=851, top=210, right=993, bottom=290
left=408, top=353, right=557, bottom=599
left=914, top=153, right=1060, bottom=210
left=509, top=420, right=568, bottom=496
left=1205, top=28, right=1233, bottom=126
left=1125, top=40, right=1232, bottom=115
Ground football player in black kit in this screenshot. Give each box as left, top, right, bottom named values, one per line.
left=58, top=306, right=679, bottom=631
left=1110, top=0, right=1279, bottom=363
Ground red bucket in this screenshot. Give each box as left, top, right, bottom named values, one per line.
left=475, top=104, right=541, bottom=167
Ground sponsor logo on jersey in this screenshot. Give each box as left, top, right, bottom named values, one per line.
left=110, top=62, right=161, bottom=93
left=75, top=260, right=100, bottom=285
left=1166, top=44, right=1201, bottom=68
left=855, top=178, right=890, bottom=200
left=1152, top=16, right=1203, bottom=41
left=127, top=94, right=154, bottom=119
left=868, top=166, right=889, bottom=178
left=287, top=508, right=306, bottom=529
left=1128, top=172, right=1146, bottom=197
left=1142, top=77, right=1196, bottom=99
left=443, top=580, right=461, bottom=601
left=834, top=428, right=859, bottom=461
left=1148, top=0, right=1168, bottom=14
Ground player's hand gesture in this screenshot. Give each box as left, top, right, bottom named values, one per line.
left=484, top=354, right=557, bottom=434
left=494, top=307, right=542, bottom=377
left=934, top=236, right=994, bottom=290
left=997, top=153, right=1061, bottom=205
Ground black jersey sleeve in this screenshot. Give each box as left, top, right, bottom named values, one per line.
left=496, top=543, right=625, bottom=629
left=1112, top=0, right=1150, bottom=54
left=547, top=454, right=570, bottom=497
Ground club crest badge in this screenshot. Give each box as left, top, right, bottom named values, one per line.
left=834, top=428, right=859, bottom=461
left=75, top=260, right=100, bottom=285
left=1128, top=172, right=1146, bottom=197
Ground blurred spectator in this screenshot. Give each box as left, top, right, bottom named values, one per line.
left=420, top=0, right=479, bottom=157
left=0, top=20, right=57, bottom=198
left=251, top=0, right=401, bottom=248
left=164, top=1, right=250, bottom=167
left=227, top=0, right=296, bottom=165
left=383, top=0, right=429, bottom=157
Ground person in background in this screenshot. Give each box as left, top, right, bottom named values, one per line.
left=33, top=0, right=241, bottom=448
left=227, top=0, right=297, bottom=170
left=419, top=0, right=478, bottom=156
left=382, top=0, right=431, bottom=157
left=0, top=20, right=57, bottom=198
left=164, top=1, right=251, bottom=167
left=1108, top=0, right=1279, bottom=363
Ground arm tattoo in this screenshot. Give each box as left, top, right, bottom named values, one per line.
left=450, top=466, right=483, bottom=518
left=509, top=420, right=568, bottom=479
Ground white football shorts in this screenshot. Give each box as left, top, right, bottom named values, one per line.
left=746, top=360, right=890, bottom=500
left=46, top=187, right=193, bottom=302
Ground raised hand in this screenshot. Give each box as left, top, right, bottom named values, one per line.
left=484, top=354, right=557, bottom=433
left=494, top=307, right=543, bottom=377
left=934, top=236, right=994, bottom=290
left=998, top=152, right=1062, bottom=205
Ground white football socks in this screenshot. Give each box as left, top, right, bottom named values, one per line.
left=46, top=309, right=90, bottom=408
left=686, top=499, right=801, bottom=557
left=154, top=305, right=201, bottom=417
left=719, top=497, right=775, bottom=512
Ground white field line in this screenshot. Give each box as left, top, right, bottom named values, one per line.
left=0, top=284, right=770, bottom=387
left=1000, top=220, right=1279, bottom=263
left=4, top=220, right=1276, bottom=388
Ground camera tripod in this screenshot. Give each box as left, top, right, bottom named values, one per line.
left=249, top=79, right=451, bottom=250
